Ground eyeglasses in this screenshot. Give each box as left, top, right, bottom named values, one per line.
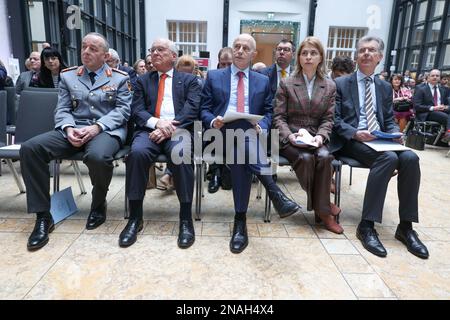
left=276, top=47, right=292, bottom=53
left=358, top=47, right=378, bottom=54
left=149, top=47, right=168, bottom=54
left=300, top=50, right=320, bottom=57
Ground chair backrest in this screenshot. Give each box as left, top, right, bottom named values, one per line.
left=23, top=87, right=59, bottom=93
left=14, top=90, right=58, bottom=144
left=4, top=87, right=17, bottom=125
left=0, top=91, right=6, bottom=145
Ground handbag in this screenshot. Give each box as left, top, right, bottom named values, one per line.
left=393, top=99, right=412, bottom=112
left=405, top=120, right=425, bottom=150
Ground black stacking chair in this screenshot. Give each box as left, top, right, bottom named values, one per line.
left=0, top=91, right=7, bottom=175
left=0, top=90, right=58, bottom=193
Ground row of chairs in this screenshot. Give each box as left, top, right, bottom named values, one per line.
left=0, top=88, right=369, bottom=224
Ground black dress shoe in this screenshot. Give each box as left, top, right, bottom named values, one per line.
left=119, top=219, right=143, bottom=248
left=395, top=226, right=429, bottom=259
left=86, top=202, right=107, bottom=230
left=178, top=220, right=195, bottom=249
left=208, top=174, right=221, bottom=194
left=230, top=219, right=248, bottom=254
left=269, top=190, right=300, bottom=218
left=356, top=225, right=387, bottom=257
left=27, top=216, right=55, bottom=251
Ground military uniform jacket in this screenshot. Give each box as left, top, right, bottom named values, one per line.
left=54, top=64, right=132, bottom=143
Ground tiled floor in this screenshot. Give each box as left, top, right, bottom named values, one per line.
left=0, top=145, right=449, bottom=300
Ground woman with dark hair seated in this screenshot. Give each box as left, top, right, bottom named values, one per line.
left=390, top=73, right=413, bottom=132
left=31, top=47, right=67, bottom=88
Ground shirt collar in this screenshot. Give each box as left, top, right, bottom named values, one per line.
left=231, top=64, right=249, bottom=78
left=357, top=69, right=375, bottom=83
left=276, top=64, right=290, bottom=74
left=302, top=72, right=316, bottom=84
left=158, top=68, right=174, bottom=78
left=428, top=83, right=439, bottom=90
left=85, top=64, right=106, bottom=76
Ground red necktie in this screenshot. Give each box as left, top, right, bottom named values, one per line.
left=155, top=73, right=168, bottom=118
left=433, top=86, right=438, bottom=106
left=237, top=71, right=245, bottom=113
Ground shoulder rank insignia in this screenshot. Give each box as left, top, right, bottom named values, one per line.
left=127, top=80, right=132, bottom=92
left=76, top=66, right=84, bottom=76
left=112, top=68, right=128, bottom=76
left=61, top=66, right=78, bottom=73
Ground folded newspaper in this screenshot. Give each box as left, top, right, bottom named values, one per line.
left=222, top=110, right=264, bottom=125
left=295, top=129, right=319, bottom=147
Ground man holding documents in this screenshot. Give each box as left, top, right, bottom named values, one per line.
left=329, top=36, right=428, bottom=259
left=201, top=33, right=300, bottom=254
left=274, top=36, right=343, bottom=234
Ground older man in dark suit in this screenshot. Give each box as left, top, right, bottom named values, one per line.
left=201, top=34, right=300, bottom=254
left=120, top=38, right=201, bottom=249
left=329, top=35, right=428, bottom=259
left=413, top=69, right=450, bottom=143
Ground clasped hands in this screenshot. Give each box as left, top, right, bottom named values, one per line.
left=432, top=104, right=448, bottom=112
left=149, top=119, right=180, bottom=144
left=66, top=125, right=101, bottom=148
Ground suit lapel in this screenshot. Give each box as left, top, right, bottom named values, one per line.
left=293, top=74, right=310, bottom=108
left=350, top=73, right=360, bottom=118
left=311, top=77, right=326, bottom=108
left=249, top=71, right=255, bottom=113
left=91, top=71, right=110, bottom=91
left=78, top=71, right=92, bottom=90
left=172, top=70, right=183, bottom=115
left=223, top=67, right=231, bottom=105
left=374, top=77, right=384, bottom=127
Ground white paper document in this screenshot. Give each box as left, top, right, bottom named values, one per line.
left=295, top=129, right=319, bottom=147
left=222, top=110, right=264, bottom=125
left=363, top=140, right=411, bottom=152
left=0, top=144, right=21, bottom=151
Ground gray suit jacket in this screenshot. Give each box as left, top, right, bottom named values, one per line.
left=54, top=64, right=132, bottom=143
left=15, top=71, right=36, bottom=95
left=329, top=72, right=398, bottom=153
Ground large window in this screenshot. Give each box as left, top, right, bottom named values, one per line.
left=390, top=0, right=450, bottom=74
left=167, top=21, right=207, bottom=56
left=326, top=27, right=367, bottom=69
left=25, top=0, right=140, bottom=67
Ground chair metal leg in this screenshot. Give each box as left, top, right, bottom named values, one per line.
left=264, top=189, right=271, bottom=223
left=256, top=179, right=262, bottom=199
left=194, top=163, right=202, bottom=221
left=53, top=160, right=61, bottom=193
left=6, top=159, right=25, bottom=193
left=433, top=126, right=445, bottom=145
left=334, top=161, right=342, bottom=224
left=349, top=166, right=353, bottom=186
left=71, top=161, right=87, bottom=195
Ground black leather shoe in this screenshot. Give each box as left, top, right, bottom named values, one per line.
left=395, top=226, right=429, bottom=259
left=207, top=174, right=221, bottom=194
left=356, top=225, right=387, bottom=257
left=230, top=219, right=248, bottom=254
left=27, top=215, right=55, bottom=251
left=270, top=190, right=300, bottom=218
left=178, top=220, right=195, bottom=249
left=86, top=202, right=107, bottom=230
left=119, top=219, right=143, bottom=248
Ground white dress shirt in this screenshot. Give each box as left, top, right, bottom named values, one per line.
left=147, top=69, right=175, bottom=129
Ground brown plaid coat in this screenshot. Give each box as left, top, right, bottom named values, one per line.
left=273, top=74, right=336, bottom=147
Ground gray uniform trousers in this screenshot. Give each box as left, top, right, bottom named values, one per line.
left=20, top=130, right=120, bottom=213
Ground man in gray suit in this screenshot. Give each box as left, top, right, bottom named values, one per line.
left=20, top=32, right=132, bottom=251
left=329, top=36, right=429, bottom=259
left=15, top=51, right=41, bottom=95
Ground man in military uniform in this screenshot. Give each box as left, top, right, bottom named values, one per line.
left=20, top=32, right=132, bottom=251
